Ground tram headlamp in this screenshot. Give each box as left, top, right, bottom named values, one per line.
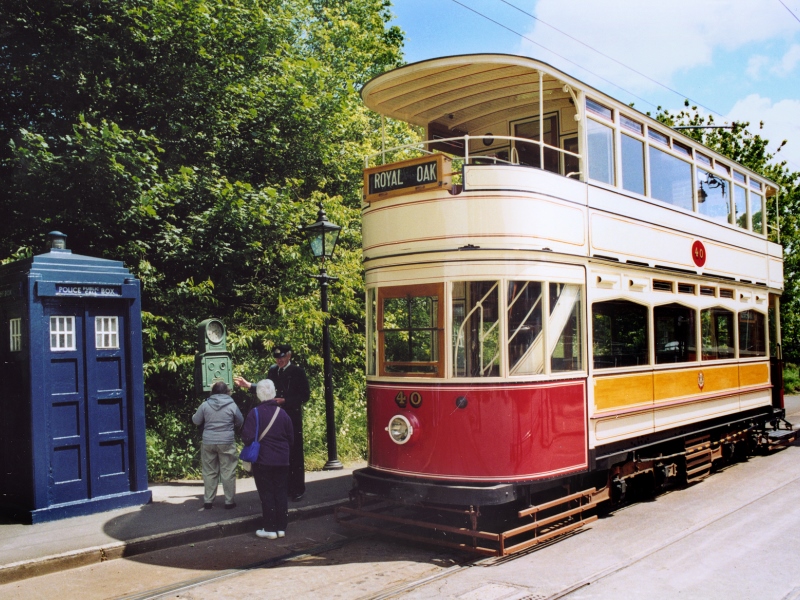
left=386, top=415, right=413, bottom=445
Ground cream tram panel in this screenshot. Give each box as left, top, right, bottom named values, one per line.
left=365, top=258, right=586, bottom=288
left=588, top=186, right=772, bottom=257
left=594, top=412, right=654, bottom=442
left=653, top=396, right=743, bottom=431
left=590, top=212, right=769, bottom=282
left=768, top=257, right=784, bottom=290
left=463, top=165, right=586, bottom=205
left=362, top=191, right=588, bottom=259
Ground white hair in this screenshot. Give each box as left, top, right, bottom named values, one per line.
left=256, top=379, right=276, bottom=402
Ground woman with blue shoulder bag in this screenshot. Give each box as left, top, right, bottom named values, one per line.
left=240, top=379, right=294, bottom=539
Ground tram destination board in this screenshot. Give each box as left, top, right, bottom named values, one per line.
left=364, top=154, right=451, bottom=202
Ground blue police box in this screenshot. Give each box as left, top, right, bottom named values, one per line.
left=0, top=232, right=151, bottom=522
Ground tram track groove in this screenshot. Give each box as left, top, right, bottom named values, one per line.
left=543, top=470, right=800, bottom=600
left=353, top=464, right=800, bottom=600
left=114, top=534, right=369, bottom=600
left=114, top=448, right=800, bottom=600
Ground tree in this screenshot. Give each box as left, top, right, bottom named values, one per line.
left=654, top=103, right=800, bottom=362
left=1, top=0, right=406, bottom=478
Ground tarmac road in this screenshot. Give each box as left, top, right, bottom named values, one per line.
left=1, top=398, right=798, bottom=600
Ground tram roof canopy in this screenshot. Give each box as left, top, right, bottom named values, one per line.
left=361, top=54, right=577, bottom=133
left=362, top=54, right=779, bottom=193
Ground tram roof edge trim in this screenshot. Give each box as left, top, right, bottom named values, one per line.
left=362, top=54, right=779, bottom=190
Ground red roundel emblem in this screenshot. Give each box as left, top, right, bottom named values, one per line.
left=692, top=241, right=706, bottom=267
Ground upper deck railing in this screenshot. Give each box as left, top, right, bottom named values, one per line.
left=365, top=134, right=582, bottom=180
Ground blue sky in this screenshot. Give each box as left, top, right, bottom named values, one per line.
left=389, top=0, right=800, bottom=171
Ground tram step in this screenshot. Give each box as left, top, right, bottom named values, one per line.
left=766, top=428, right=798, bottom=445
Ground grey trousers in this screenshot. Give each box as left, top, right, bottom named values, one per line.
left=201, top=442, right=239, bottom=504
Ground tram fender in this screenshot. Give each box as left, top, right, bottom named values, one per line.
left=352, top=468, right=518, bottom=506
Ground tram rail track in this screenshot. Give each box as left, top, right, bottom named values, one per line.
left=104, top=459, right=800, bottom=600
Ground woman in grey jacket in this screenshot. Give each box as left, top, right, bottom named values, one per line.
left=192, top=381, right=244, bottom=509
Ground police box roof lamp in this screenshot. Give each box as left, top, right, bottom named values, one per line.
left=303, top=204, right=341, bottom=261
left=48, top=231, right=69, bottom=252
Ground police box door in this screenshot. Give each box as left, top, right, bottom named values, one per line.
left=45, top=300, right=131, bottom=504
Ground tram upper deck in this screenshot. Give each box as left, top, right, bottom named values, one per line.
left=361, top=54, right=782, bottom=291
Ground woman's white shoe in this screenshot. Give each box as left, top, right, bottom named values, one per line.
left=256, top=529, right=278, bottom=539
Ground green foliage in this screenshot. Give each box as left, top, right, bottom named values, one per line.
left=784, top=363, right=800, bottom=394
left=655, top=105, right=800, bottom=362
left=1, top=0, right=409, bottom=479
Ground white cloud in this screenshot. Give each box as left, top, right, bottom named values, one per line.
left=519, top=0, right=796, bottom=92
left=727, top=94, right=800, bottom=170
left=746, top=55, right=769, bottom=80
left=774, top=44, right=800, bottom=76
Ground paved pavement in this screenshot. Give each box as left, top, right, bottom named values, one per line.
left=0, top=462, right=364, bottom=585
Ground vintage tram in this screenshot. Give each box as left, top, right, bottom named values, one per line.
left=336, top=54, right=795, bottom=556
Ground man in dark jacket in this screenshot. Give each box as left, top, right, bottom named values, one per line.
left=192, top=381, right=244, bottom=509
left=234, top=344, right=310, bottom=501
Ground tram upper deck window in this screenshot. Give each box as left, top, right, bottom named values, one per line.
left=697, top=169, right=731, bottom=224
left=378, top=284, right=444, bottom=376
left=588, top=118, right=615, bottom=185
left=621, top=133, right=645, bottom=195
left=592, top=300, right=648, bottom=369
left=739, top=310, right=766, bottom=358
left=752, top=192, right=765, bottom=234
left=733, top=184, right=748, bottom=229
left=549, top=283, right=583, bottom=372
left=654, top=303, right=697, bottom=364
left=649, top=146, right=692, bottom=211
left=701, top=307, right=735, bottom=360
left=453, top=281, right=500, bottom=377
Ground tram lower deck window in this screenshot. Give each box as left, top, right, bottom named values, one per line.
left=378, top=284, right=444, bottom=376
left=739, top=310, right=766, bottom=358
left=592, top=300, right=648, bottom=369
left=701, top=307, right=735, bottom=360
left=453, top=281, right=500, bottom=377
left=655, top=303, right=696, bottom=364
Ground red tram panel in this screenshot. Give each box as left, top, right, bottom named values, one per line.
left=367, top=381, right=587, bottom=481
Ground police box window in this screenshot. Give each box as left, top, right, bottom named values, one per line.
left=10, top=318, right=21, bottom=352
left=50, top=316, right=76, bottom=351
left=96, top=317, right=119, bottom=349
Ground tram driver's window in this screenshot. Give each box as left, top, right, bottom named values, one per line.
left=701, top=307, right=735, bottom=360
left=592, top=300, right=648, bottom=369
left=453, top=281, right=500, bottom=377
left=550, top=283, right=583, bottom=372
left=507, top=280, right=544, bottom=375
left=738, top=310, right=766, bottom=358
left=378, top=284, right=443, bottom=376
left=654, top=303, right=697, bottom=364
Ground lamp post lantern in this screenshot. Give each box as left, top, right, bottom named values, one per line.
left=303, top=204, right=343, bottom=470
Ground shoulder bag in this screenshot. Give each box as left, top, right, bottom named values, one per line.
left=239, top=406, right=280, bottom=472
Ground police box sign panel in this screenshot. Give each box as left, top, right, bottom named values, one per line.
left=364, top=154, right=451, bottom=202
left=56, top=285, right=122, bottom=297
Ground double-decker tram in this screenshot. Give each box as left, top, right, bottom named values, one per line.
left=335, top=54, right=795, bottom=556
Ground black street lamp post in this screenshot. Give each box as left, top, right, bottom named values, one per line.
left=303, top=205, right=343, bottom=470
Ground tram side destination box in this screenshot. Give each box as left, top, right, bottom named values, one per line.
left=364, top=154, right=452, bottom=202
